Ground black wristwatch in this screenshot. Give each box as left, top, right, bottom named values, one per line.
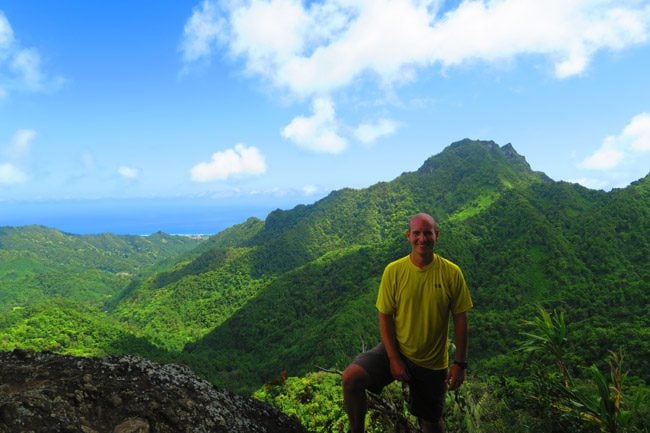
left=453, top=360, right=468, bottom=370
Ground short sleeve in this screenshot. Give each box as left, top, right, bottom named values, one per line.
left=450, top=267, right=473, bottom=314
left=375, top=264, right=396, bottom=315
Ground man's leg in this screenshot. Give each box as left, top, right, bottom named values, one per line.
left=406, top=365, right=447, bottom=433
left=342, top=363, right=372, bottom=433
left=420, top=417, right=444, bottom=433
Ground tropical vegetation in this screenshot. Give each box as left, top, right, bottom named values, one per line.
left=1, top=139, right=648, bottom=432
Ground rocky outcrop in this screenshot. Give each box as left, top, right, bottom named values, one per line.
left=0, top=350, right=307, bottom=433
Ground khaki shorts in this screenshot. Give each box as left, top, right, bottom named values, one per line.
left=352, top=343, right=448, bottom=422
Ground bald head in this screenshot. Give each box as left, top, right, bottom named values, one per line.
left=409, top=213, right=439, bottom=234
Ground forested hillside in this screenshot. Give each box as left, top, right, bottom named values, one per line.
left=0, top=227, right=203, bottom=307
left=159, top=139, right=647, bottom=394
left=1, top=139, right=648, bottom=432
left=0, top=228, right=203, bottom=355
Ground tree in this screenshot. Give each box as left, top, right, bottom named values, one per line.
left=519, top=307, right=648, bottom=433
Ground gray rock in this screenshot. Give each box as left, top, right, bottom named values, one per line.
left=0, top=350, right=307, bottom=433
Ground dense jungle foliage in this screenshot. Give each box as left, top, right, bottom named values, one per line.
left=0, top=227, right=203, bottom=309
left=1, top=139, right=648, bottom=432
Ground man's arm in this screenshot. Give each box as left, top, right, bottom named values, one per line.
left=378, top=312, right=410, bottom=382
left=448, top=311, right=468, bottom=390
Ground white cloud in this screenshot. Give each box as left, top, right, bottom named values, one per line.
left=302, top=184, right=318, bottom=195
left=10, top=48, right=45, bottom=91
left=580, top=136, right=625, bottom=170
left=431, top=1, right=649, bottom=78
left=282, top=97, right=347, bottom=153
left=581, top=112, right=650, bottom=170
left=622, top=112, right=650, bottom=152
left=0, top=11, right=15, bottom=49
left=0, top=129, right=35, bottom=185
left=230, top=0, right=307, bottom=66
left=354, top=118, right=400, bottom=144
left=184, top=1, right=650, bottom=157
left=7, top=128, right=36, bottom=159
left=0, top=162, right=27, bottom=184
left=180, top=0, right=224, bottom=66
left=190, top=143, right=267, bottom=182
left=118, top=165, right=140, bottom=179
left=0, top=11, right=64, bottom=97
left=191, top=0, right=650, bottom=97
left=0, top=11, right=15, bottom=100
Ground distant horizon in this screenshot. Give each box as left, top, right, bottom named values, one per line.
left=0, top=195, right=324, bottom=236
left=3, top=162, right=648, bottom=236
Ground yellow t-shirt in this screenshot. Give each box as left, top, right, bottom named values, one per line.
left=375, top=254, right=473, bottom=370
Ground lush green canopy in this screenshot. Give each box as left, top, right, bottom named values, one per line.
left=1, top=139, right=648, bottom=432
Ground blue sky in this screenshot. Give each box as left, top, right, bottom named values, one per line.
left=2, top=0, right=650, bottom=211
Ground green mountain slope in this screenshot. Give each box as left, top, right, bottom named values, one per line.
left=108, top=139, right=648, bottom=393
left=0, top=300, right=163, bottom=357
left=111, top=244, right=272, bottom=350
left=113, top=139, right=547, bottom=355
left=0, top=227, right=205, bottom=357
left=0, top=226, right=203, bottom=309
left=2, top=139, right=647, bottom=398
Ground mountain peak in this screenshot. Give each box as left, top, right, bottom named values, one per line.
left=451, top=138, right=530, bottom=168
left=419, top=139, right=499, bottom=169
left=416, top=138, right=547, bottom=185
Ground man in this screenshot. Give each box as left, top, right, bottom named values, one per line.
left=342, top=213, right=473, bottom=433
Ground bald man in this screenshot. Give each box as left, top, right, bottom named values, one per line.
left=342, top=213, right=473, bottom=433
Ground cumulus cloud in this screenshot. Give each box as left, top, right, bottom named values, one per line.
left=118, top=165, right=140, bottom=179
left=580, top=136, right=625, bottom=170
left=190, top=143, right=267, bottom=182
left=0, top=11, right=64, bottom=97
left=180, top=0, right=225, bottom=66
left=282, top=97, right=347, bottom=153
left=182, top=1, right=650, bottom=156
left=185, top=0, right=650, bottom=97
left=581, top=112, right=650, bottom=170
left=622, top=112, right=650, bottom=152
left=0, top=162, right=27, bottom=184
left=0, top=129, right=35, bottom=185
left=354, top=118, right=400, bottom=144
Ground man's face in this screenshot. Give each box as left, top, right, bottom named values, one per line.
left=406, top=216, right=438, bottom=255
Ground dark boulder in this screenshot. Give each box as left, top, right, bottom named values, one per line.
left=0, top=350, right=307, bottom=433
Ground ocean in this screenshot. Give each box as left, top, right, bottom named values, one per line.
left=0, top=197, right=313, bottom=236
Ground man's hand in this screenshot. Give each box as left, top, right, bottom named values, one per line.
left=447, top=364, right=465, bottom=390
left=389, top=357, right=411, bottom=382
left=379, top=312, right=411, bottom=382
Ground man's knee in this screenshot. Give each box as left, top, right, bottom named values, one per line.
left=342, top=363, right=370, bottom=392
